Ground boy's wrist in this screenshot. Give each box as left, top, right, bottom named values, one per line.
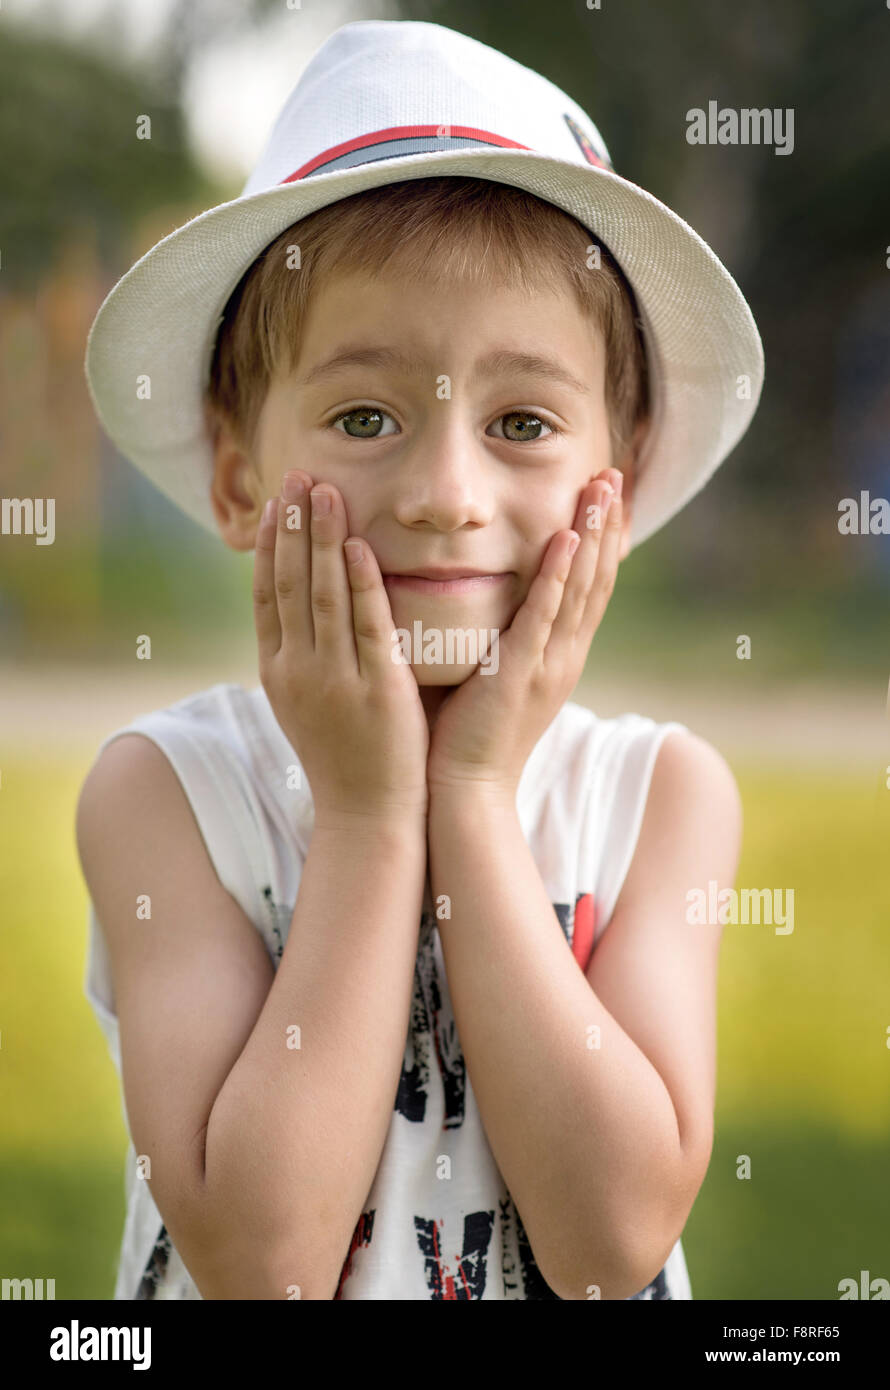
left=428, top=778, right=518, bottom=819
left=311, top=803, right=428, bottom=837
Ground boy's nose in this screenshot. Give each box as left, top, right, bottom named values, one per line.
left=389, top=425, right=496, bottom=531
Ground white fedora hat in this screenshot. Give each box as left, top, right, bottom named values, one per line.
left=84, top=18, right=764, bottom=550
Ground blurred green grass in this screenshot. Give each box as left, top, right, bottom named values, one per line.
left=1, top=747, right=887, bottom=1298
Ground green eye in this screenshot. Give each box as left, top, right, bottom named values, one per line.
left=332, top=407, right=398, bottom=438
left=496, top=411, right=555, bottom=442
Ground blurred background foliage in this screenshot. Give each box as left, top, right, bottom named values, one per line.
left=1, top=0, right=888, bottom=1302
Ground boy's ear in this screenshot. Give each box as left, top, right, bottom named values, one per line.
left=207, top=408, right=264, bottom=552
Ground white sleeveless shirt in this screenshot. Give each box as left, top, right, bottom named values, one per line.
left=83, top=681, right=693, bottom=1301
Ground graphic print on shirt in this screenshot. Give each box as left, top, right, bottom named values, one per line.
left=135, top=1225, right=172, bottom=1299
left=500, top=1195, right=561, bottom=1299
left=261, top=884, right=288, bottom=962
left=394, top=910, right=466, bottom=1126
left=563, top=890, right=596, bottom=972
left=333, top=1210, right=376, bottom=1300
left=414, top=1210, right=495, bottom=1299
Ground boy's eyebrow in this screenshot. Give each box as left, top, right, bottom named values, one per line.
left=297, top=344, right=591, bottom=396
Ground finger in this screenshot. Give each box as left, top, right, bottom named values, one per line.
left=549, top=479, right=614, bottom=646
left=306, top=483, right=358, bottom=672
left=273, top=470, right=314, bottom=650
left=581, top=485, right=623, bottom=640
left=253, top=496, right=283, bottom=661
left=342, top=536, right=407, bottom=684
left=504, top=529, right=577, bottom=659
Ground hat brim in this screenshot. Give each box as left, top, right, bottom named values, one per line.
left=84, top=146, right=763, bottom=549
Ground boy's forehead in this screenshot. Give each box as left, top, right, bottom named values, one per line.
left=294, top=270, right=604, bottom=384
left=296, top=342, right=593, bottom=399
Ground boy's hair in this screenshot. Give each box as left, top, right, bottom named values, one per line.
left=205, top=175, right=650, bottom=472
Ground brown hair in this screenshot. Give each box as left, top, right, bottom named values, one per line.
left=205, top=175, right=650, bottom=471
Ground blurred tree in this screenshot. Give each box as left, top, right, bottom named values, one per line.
left=0, top=22, right=219, bottom=291
left=147, top=0, right=285, bottom=103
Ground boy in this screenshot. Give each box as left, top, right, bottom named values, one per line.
left=78, top=20, right=762, bottom=1300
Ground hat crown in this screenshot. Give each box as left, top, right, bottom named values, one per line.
left=241, top=19, right=613, bottom=196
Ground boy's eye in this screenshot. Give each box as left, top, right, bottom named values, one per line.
left=330, top=407, right=557, bottom=441
left=331, top=407, right=398, bottom=438
left=490, top=411, right=555, bottom=443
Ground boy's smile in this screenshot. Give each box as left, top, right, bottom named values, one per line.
left=213, top=267, right=636, bottom=709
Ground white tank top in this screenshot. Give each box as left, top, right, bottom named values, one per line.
left=83, top=681, right=693, bottom=1300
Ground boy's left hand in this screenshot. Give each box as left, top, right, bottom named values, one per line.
left=426, top=467, right=624, bottom=801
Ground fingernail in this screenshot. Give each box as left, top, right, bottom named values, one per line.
left=262, top=497, right=278, bottom=525
left=567, top=532, right=580, bottom=557
left=282, top=472, right=305, bottom=502
left=310, top=488, right=331, bottom=517
left=611, top=470, right=623, bottom=497
left=344, top=540, right=363, bottom=565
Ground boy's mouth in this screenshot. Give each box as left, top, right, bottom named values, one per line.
left=383, top=572, right=506, bottom=594
left=383, top=572, right=509, bottom=595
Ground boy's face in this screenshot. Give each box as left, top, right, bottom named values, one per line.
left=212, top=266, right=638, bottom=693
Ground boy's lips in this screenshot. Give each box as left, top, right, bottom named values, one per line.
left=383, top=569, right=509, bottom=595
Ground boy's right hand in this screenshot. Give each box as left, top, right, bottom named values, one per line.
left=253, top=470, right=431, bottom=828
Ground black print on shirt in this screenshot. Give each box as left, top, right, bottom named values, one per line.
left=414, top=1210, right=495, bottom=1300
left=261, top=884, right=288, bottom=962
left=494, top=1194, right=560, bottom=1299
left=394, top=909, right=466, bottom=1126
left=135, top=1225, right=171, bottom=1299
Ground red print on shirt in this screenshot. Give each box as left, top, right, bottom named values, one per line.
left=571, top=892, right=596, bottom=972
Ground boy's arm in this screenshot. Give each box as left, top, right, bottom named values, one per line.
left=77, top=733, right=427, bottom=1300
left=427, top=728, right=741, bottom=1301
left=202, top=809, right=428, bottom=1299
